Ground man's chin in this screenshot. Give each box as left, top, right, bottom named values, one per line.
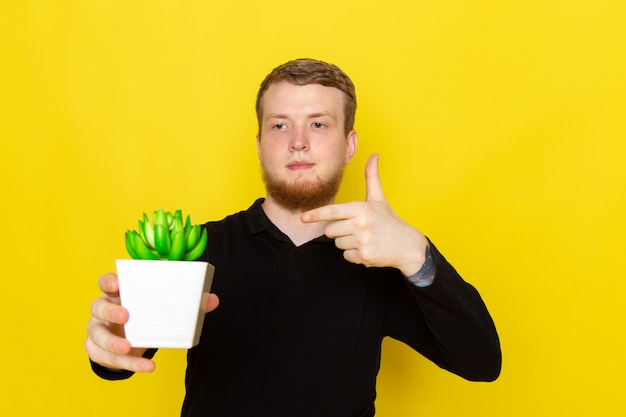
left=268, top=188, right=335, bottom=213
left=261, top=164, right=344, bottom=212
left=263, top=179, right=341, bottom=213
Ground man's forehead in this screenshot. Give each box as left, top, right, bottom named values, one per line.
left=265, top=80, right=343, bottom=96
left=262, top=82, right=344, bottom=108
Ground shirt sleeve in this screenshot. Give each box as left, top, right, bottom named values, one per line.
left=385, top=240, right=502, bottom=382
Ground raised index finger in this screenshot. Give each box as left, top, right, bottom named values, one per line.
left=301, top=202, right=359, bottom=223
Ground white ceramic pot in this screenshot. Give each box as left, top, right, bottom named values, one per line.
left=116, top=259, right=215, bottom=349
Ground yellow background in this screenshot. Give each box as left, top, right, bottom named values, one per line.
left=2, top=0, right=625, bottom=415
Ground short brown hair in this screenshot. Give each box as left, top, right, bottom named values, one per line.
left=256, top=58, right=357, bottom=135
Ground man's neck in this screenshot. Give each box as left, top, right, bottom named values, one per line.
left=261, top=196, right=330, bottom=247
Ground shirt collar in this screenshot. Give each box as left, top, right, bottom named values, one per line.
left=244, top=198, right=272, bottom=235
left=244, top=198, right=333, bottom=245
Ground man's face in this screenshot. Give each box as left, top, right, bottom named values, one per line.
left=256, top=81, right=357, bottom=212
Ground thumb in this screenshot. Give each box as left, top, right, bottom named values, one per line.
left=365, top=153, right=385, bottom=202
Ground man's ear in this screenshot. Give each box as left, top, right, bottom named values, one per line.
left=256, top=133, right=261, bottom=159
left=345, top=130, right=358, bottom=163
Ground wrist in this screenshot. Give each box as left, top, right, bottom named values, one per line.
left=404, top=243, right=436, bottom=287
left=397, top=231, right=429, bottom=276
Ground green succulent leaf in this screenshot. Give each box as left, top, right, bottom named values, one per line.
left=154, top=223, right=171, bottom=257
left=185, top=224, right=201, bottom=250
left=125, top=231, right=140, bottom=259
left=130, top=231, right=159, bottom=260
left=183, top=215, right=192, bottom=239
left=153, top=209, right=165, bottom=228
left=172, top=210, right=184, bottom=234
left=141, top=213, right=155, bottom=249
left=168, top=231, right=185, bottom=260
left=183, top=228, right=207, bottom=261
left=137, top=220, right=147, bottom=246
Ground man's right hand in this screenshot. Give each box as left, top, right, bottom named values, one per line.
left=85, top=273, right=220, bottom=373
left=85, top=273, right=155, bottom=373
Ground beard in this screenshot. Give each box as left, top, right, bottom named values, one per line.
left=261, top=164, right=345, bottom=213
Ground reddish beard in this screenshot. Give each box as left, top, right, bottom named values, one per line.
left=261, top=165, right=345, bottom=213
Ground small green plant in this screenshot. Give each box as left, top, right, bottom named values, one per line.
left=125, top=209, right=207, bottom=261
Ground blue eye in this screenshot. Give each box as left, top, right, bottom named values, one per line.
left=312, top=122, right=324, bottom=129
left=274, top=123, right=286, bottom=130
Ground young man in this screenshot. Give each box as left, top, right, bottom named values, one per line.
left=86, top=58, right=501, bottom=416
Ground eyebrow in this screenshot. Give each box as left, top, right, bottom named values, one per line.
left=267, top=111, right=336, bottom=120
left=267, top=113, right=288, bottom=120
left=309, top=111, right=336, bottom=120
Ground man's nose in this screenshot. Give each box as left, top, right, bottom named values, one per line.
left=289, top=127, right=309, bottom=151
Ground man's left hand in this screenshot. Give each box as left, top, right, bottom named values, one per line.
left=301, top=153, right=429, bottom=276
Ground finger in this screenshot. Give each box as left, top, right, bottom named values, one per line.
left=342, top=248, right=368, bottom=266
left=85, top=335, right=155, bottom=373
left=201, top=293, right=220, bottom=313
left=87, top=320, right=132, bottom=355
left=333, top=234, right=359, bottom=251
left=101, top=351, right=156, bottom=373
left=323, top=218, right=360, bottom=239
left=98, top=273, right=120, bottom=297
left=365, top=153, right=385, bottom=202
left=91, top=296, right=128, bottom=324
left=301, top=202, right=359, bottom=223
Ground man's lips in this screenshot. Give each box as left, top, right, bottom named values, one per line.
left=287, top=161, right=315, bottom=170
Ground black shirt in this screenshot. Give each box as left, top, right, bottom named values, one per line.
left=93, top=199, right=501, bottom=417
